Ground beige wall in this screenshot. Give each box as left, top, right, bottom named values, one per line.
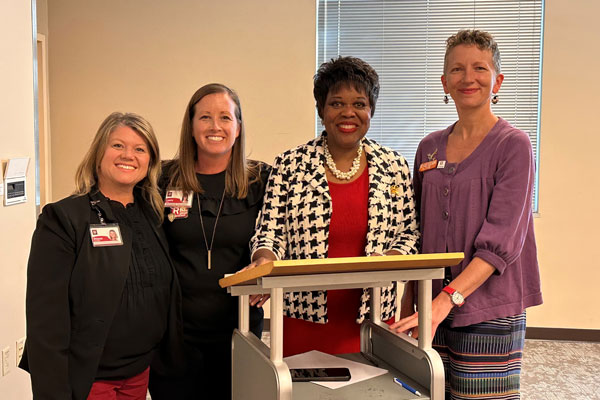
left=47, top=0, right=316, bottom=200
left=526, top=0, right=600, bottom=329
left=36, top=0, right=48, bottom=36
left=0, top=0, right=36, bottom=398
left=44, top=0, right=600, bottom=331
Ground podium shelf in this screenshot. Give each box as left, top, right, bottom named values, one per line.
left=220, top=252, right=463, bottom=288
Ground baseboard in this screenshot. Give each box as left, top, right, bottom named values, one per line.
left=525, top=327, right=600, bottom=342
left=264, top=320, right=599, bottom=342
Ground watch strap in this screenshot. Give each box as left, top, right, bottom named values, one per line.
left=442, top=286, right=465, bottom=307
left=442, top=286, right=456, bottom=296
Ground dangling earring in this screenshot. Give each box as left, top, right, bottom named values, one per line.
left=443, top=94, right=449, bottom=104
left=491, top=94, right=499, bottom=104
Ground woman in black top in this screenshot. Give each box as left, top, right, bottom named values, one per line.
left=149, top=83, right=269, bottom=400
left=20, top=112, right=182, bottom=400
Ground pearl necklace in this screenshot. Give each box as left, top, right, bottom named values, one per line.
left=323, top=138, right=363, bottom=180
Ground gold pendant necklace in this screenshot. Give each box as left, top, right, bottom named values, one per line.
left=197, top=189, right=226, bottom=270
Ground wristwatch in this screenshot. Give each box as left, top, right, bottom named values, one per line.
left=442, top=286, right=465, bottom=307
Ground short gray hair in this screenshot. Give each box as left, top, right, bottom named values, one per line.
left=444, top=29, right=501, bottom=74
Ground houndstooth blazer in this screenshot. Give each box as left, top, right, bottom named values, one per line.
left=251, top=133, right=420, bottom=324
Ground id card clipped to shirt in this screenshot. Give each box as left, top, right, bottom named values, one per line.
left=90, top=223, right=123, bottom=247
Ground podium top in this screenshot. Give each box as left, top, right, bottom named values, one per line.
left=219, top=252, right=463, bottom=288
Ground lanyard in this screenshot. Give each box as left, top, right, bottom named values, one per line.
left=90, top=200, right=106, bottom=225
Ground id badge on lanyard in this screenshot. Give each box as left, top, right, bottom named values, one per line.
left=165, top=190, right=193, bottom=222
left=89, top=200, right=123, bottom=247
left=90, top=223, right=123, bottom=247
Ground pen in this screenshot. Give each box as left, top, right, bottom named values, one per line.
left=393, top=377, right=421, bottom=396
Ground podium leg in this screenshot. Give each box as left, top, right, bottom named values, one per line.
left=238, top=295, right=249, bottom=333
left=270, top=287, right=283, bottom=363
left=418, top=279, right=432, bottom=350
left=370, top=287, right=381, bottom=324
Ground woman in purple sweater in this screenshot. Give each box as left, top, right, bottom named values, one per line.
left=392, top=30, right=542, bottom=399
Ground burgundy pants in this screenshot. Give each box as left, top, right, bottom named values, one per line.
left=87, top=367, right=149, bottom=400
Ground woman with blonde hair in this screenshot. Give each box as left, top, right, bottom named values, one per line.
left=149, top=84, right=270, bottom=400
left=20, top=112, right=182, bottom=400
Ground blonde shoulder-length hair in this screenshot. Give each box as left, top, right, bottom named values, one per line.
left=74, top=112, right=164, bottom=221
left=165, top=83, right=261, bottom=198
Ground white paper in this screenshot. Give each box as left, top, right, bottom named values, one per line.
left=4, top=157, right=29, bottom=179
left=284, top=350, right=388, bottom=389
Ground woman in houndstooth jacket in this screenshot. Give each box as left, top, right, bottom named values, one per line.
left=248, top=56, right=420, bottom=356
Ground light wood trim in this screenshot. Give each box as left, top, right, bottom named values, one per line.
left=219, top=253, right=464, bottom=288
left=36, top=33, right=52, bottom=209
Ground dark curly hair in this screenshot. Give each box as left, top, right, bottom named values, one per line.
left=313, top=56, right=380, bottom=119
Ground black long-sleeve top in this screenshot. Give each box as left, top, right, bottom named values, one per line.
left=162, top=164, right=269, bottom=348
left=96, top=195, right=173, bottom=380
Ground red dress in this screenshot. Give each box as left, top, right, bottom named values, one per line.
left=283, top=168, right=368, bottom=356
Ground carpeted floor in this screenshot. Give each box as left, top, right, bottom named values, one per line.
left=260, top=333, right=600, bottom=399
left=521, top=339, right=600, bottom=400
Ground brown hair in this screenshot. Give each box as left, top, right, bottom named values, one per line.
left=165, top=83, right=261, bottom=198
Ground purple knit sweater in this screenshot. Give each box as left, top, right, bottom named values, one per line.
left=414, top=118, right=542, bottom=327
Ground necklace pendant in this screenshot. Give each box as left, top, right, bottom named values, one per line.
left=197, top=190, right=226, bottom=272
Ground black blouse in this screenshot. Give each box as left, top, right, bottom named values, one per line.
left=162, top=164, right=270, bottom=347
left=96, top=196, right=172, bottom=380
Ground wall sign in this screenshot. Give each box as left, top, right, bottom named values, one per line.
left=3, top=157, right=29, bottom=206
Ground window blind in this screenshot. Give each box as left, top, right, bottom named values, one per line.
left=317, top=0, right=543, bottom=210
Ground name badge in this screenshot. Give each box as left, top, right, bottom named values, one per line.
left=165, top=190, right=193, bottom=208
left=168, top=206, right=189, bottom=222
left=419, top=160, right=438, bottom=172
left=437, top=160, right=446, bottom=169
left=90, top=223, right=123, bottom=247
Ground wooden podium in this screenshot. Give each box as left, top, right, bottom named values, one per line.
left=220, top=253, right=463, bottom=400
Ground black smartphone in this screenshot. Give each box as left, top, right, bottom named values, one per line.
left=290, top=367, right=351, bottom=382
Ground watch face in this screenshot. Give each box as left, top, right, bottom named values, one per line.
left=452, top=292, right=465, bottom=305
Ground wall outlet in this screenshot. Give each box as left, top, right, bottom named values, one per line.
left=1, top=346, right=9, bottom=376
left=16, top=337, right=25, bottom=367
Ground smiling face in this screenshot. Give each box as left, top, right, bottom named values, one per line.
left=97, top=125, right=150, bottom=196
left=192, top=92, right=240, bottom=162
left=322, top=84, right=371, bottom=153
left=442, top=44, right=504, bottom=112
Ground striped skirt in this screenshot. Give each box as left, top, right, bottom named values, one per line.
left=433, top=312, right=526, bottom=400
